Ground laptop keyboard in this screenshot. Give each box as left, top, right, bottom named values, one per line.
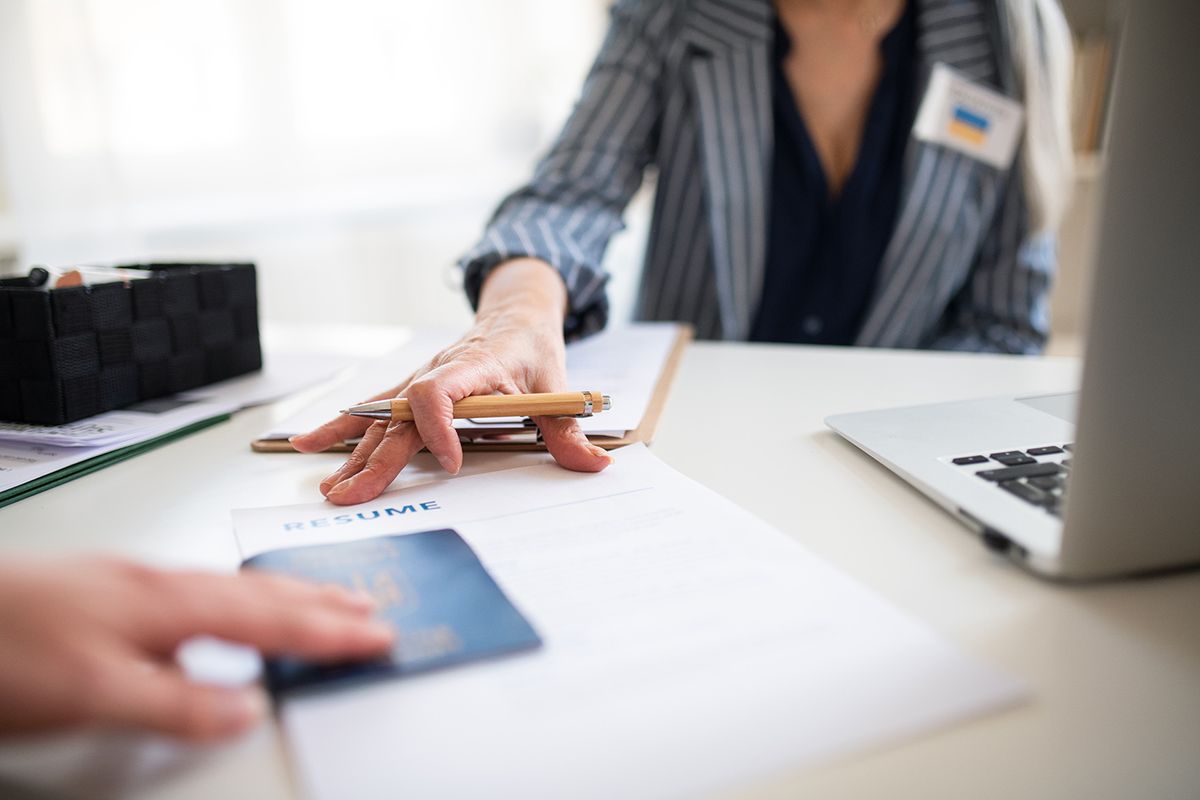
left=950, top=445, right=1073, bottom=517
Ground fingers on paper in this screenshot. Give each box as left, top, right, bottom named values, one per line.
left=325, top=422, right=425, bottom=505
left=536, top=415, right=612, bottom=473
left=319, top=420, right=389, bottom=496
left=527, top=356, right=609, bottom=472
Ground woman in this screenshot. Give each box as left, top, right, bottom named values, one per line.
left=294, top=0, right=1074, bottom=504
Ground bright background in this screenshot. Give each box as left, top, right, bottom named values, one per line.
left=0, top=0, right=1116, bottom=351
left=0, top=0, right=652, bottom=331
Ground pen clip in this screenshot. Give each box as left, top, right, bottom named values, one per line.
left=464, top=417, right=537, bottom=427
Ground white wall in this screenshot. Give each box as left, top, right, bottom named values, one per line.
left=0, top=0, right=634, bottom=330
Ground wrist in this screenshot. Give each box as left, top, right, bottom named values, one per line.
left=477, top=258, right=567, bottom=329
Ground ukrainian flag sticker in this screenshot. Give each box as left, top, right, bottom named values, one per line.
left=948, top=105, right=990, bottom=146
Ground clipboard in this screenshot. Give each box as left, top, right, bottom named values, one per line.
left=250, top=324, right=692, bottom=453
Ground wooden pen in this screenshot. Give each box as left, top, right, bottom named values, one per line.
left=341, top=391, right=611, bottom=421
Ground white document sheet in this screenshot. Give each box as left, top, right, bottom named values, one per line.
left=0, top=405, right=227, bottom=449
left=258, top=323, right=681, bottom=441
left=233, top=445, right=1024, bottom=800
left=0, top=352, right=354, bottom=499
left=555, top=323, right=679, bottom=433
left=180, top=352, right=354, bottom=410
left=0, top=397, right=235, bottom=494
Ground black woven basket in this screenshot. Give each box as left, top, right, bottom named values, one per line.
left=0, top=262, right=262, bottom=425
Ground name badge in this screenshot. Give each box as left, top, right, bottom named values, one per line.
left=913, top=63, right=1024, bottom=169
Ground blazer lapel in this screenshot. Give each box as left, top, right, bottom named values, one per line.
left=856, top=0, right=1009, bottom=348
left=682, top=0, right=773, bottom=340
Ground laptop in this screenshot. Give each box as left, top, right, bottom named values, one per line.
left=826, top=2, right=1200, bottom=580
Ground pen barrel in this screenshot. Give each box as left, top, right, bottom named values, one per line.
left=389, top=391, right=606, bottom=421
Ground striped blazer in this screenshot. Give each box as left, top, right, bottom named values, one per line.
left=460, top=0, right=1056, bottom=352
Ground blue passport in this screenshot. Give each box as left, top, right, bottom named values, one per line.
left=242, top=528, right=542, bottom=695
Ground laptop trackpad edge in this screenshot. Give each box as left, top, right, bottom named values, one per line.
left=1015, top=392, right=1080, bottom=425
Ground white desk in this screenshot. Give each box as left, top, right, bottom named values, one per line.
left=1, top=339, right=1197, bottom=800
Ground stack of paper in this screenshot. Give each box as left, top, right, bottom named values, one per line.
left=0, top=353, right=350, bottom=508
left=0, top=402, right=234, bottom=449
left=0, top=398, right=237, bottom=508
left=234, top=446, right=1025, bottom=800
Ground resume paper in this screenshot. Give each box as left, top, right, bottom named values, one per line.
left=232, top=445, right=1025, bottom=800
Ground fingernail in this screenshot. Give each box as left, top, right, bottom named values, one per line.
left=588, top=445, right=613, bottom=462
left=436, top=455, right=459, bottom=474
left=319, top=472, right=344, bottom=494
left=214, top=689, right=266, bottom=730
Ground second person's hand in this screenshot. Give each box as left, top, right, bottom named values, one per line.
left=290, top=258, right=613, bottom=505
left=0, top=557, right=393, bottom=741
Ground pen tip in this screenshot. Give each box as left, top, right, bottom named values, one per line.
left=338, top=409, right=349, bottom=415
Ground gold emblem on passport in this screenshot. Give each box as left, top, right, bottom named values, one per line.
left=395, top=625, right=464, bottom=661
left=275, top=539, right=419, bottom=617
left=350, top=567, right=419, bottom=616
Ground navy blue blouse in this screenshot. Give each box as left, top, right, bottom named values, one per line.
left=751, top=3, right=916, bottom=345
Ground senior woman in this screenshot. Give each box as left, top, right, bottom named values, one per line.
left=294, top=0, right=1075, bottom=504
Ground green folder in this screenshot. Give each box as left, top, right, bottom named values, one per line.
left=0, top=414, right=230, bottom=509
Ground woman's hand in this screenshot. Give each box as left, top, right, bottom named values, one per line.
left=0, top=557, right=394, bottom=741
left=290, top=258, right=612, bottom=506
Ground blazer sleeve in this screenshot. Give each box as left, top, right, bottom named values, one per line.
left=929, top=167, right=1055, bottom=354
left=458, top=1, right=672, bottom=339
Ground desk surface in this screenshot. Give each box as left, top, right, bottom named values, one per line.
left=1, top=338, right=1197, bottom=800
